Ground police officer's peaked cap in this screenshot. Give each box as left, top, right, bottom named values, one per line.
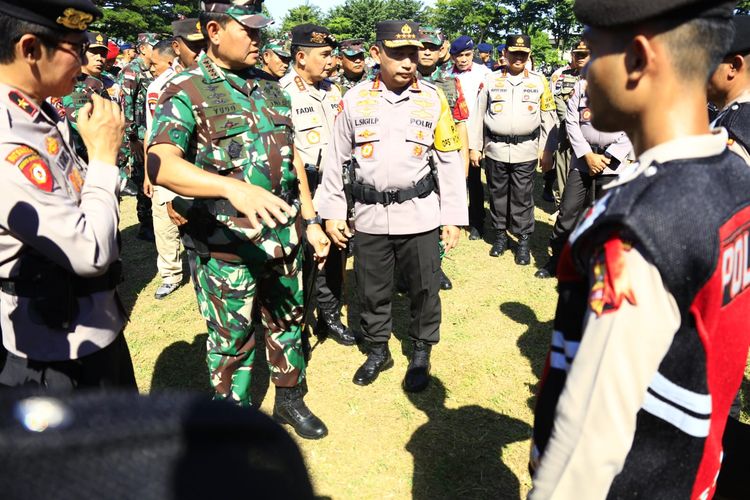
left=377, top=20, right=423, bottom=48
left=0, top=0, right=101, bottom=32
left=573, top=0, right=736, bottom=27
left=291, top=24, right=337, bottom=47
left=339, top=39, right=366, bottom=56
left=202, top=0, right=273, bottom=30
left=477, top=42, right=493, bottom=53
left=727, top=16, right=750, bottom=55
left=571, top=39, right=589, bottom=53
left=506, top=34, right=531, bottom=53
left=86, top=31, right=108, bottom=50
left=172, top=18, right=205, bottom=42
left=449, top=35, right=473, bottom=55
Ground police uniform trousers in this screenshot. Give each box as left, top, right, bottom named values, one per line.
left=549, top=170, right=617, bottom=255
left=484, top=158, right=537, bottom=236
left=0, top=332, right=137, bottom=390
left=152, top=198, right=183, bottom=285
left=355, top=229, right=441, bottom=344
left=467, top=164, right=486, bottom=232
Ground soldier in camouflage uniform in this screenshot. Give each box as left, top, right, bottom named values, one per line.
left=545, top=39, right=590, bottom=205
left=258, top=39, right=291, bottom=80
left=118, top=32, right=158, bottom=241
left=332, top=39, right=366, bottom=96
left=148, top=0, right=330, bottom=440
left=62, top=32, right=126, bottom=162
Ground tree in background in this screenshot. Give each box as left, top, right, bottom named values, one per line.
left=93, top=0, right=199, bottom=42
left=280, top=2, right=325, bottom=33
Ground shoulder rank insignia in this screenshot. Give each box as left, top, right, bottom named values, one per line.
left=295, top=76, right=306, bottom=92
left=9, top=91, right=38, bottom=117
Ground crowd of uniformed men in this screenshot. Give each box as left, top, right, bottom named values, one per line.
left=1, top=0, right=750, bottom=497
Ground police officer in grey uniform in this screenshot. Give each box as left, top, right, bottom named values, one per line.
left=280, top=24, right=355, bottom=346
left=536, top=78, right=633, bottom=278
left=469, top=34, right=557, bottom=265
left=0, top=0, right=136, bottom=389
left=316, top=20, right=468, bottom=393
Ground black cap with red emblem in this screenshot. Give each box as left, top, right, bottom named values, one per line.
left=0, top=0, right=102, bottom=33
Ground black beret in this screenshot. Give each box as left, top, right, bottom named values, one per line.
left=574, top=0, right=736, bottom=28
left=291, top=23, right=337, bottom=47
left=86, top=31, right=108, bottom=50
left=172, top=18, right=205, bottom=42
left=0, top=0, right=101, bottom=32
left=727, top=16, right=750, bottom=55
left=376, top=20, right=423, bottom=48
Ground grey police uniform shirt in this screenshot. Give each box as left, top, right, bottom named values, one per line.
left=0, top=84, right=124, bottom=362
left=469, top=67, right=557, bottom=163
left=316, top=77, right=469, bottom=235
left=280, top=68, right=342, bottom=170
left=566, top=80, right=633, bottom=175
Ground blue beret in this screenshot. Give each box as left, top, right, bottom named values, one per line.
left=496, top=44, right=506, bottom=53
left=120, top=42, right=134, bottom=50
left=477, top=42, right=493, bottom=52
left=450, top=35, right=474, bottom=55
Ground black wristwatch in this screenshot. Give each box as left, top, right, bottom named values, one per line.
left=304, top=215, right=322, bottom=227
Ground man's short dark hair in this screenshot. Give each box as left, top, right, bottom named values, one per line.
left=153, top=39, right=176, bottom=58
left=198, top=11, right=232, bottom=40
left=0, top=12, right=66, bottom=64
left=291, top=45, right=313, bottom=60
left=659, top=17, right=734, bottom=82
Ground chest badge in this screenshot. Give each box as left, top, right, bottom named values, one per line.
left=307, top=130, right=321, bottom=144
left=227, top=140, right=243, bottom=159
left=46, top=137, right=60, bottom=156
left=581, top=108, right=592, bottom=122
left=361, top=143, right=374, bottom=158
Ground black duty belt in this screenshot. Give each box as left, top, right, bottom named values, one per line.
left=0, top=260, right=123, bottom=297
left=213, top=185, right=300, bottom=217
left=351, top=172, right=437, bottom=206
left=489, top=128, right=540, bottom=145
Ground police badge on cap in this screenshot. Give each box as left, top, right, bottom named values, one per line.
left=376, top=20, right=423, bottom=48
left=171, top=18, right=205, bottom=42
left=86, top=31, right=109, bottom=50
left=506, top=34, right=531, bottom=53
left=0, top=0, right=101, bottom=32
left=291, top=24, right=337, bottom=47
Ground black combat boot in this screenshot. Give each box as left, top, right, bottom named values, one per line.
left=468, top=226, right=483, bottom=240
left=273, top=385, right=328, bottom=440
left=489, top=231, right=508, bottom=257
left=403, top=341, right=432, bottom=393
left=438, top=268, right=453, bottom=290
left=315, top=303, right=356, bottom=346
left=353, top=342, right=393, bottom=386
left=534, top=255, right=558, bottom=279
left=515, top=234, right=531, bottom=266
left=542, top=170, right=556, bottom=202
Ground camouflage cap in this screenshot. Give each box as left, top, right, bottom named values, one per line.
left=418, top=26, right=441, bottom=46
left=263, top=39, right=291, bottom=58
left=86, top=31, right=108, bottom=50
left=137, top=33, right=160, bottom=47
left=339, top=39, right=365, bottom=56
left=202, top=0, right=272, bottom=29
left=172, top=18, right=205, bottom=42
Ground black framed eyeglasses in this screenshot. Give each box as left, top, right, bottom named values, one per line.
left=35, top=34, right=90, bottom=60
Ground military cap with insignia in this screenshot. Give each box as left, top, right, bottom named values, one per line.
left=172, top=18, right=205, bottom=42
left=573, top=0, right=736, bottom=28
left=0, top=0, right=101, bottom=32
left=377, top=20, right=423, bottom=48
left=571, top=39, right=589, bottom=53
left=727, top=16, right=750, bottom=55
left=263, top=39, right=292, bottom=58
left=202, top=0, right=273, bottom=29
left=418, top=26, right=442, bottom=46
left=339, top=39, right=365, bottom=56
left=506, top=34, right=531, bottom=53
left=291, top=23, right=337, bottom=48
left=86, top=31, right=108, bottom=50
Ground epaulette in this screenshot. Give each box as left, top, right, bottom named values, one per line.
left=720, top=101, right=750, bottom=153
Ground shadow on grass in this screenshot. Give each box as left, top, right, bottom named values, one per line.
left=501, top=302, right=553, bottom=411
left=119, top=222, right=159, bottom=315
left=405, top=376, right=530, bottom=499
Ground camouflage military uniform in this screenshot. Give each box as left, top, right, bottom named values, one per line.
left=332, top=72, right=365, bottom=96
left=117, top=57, right=153, bottom=224
left=550, top=67, right=582, bottom=203
left=149, top=53, right=305, bottom=407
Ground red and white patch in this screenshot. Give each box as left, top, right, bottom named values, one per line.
left=18, top=155, right=53, bottom=192
left=588, top=237, right=637, bottom=317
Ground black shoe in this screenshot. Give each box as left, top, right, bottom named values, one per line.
left=515, top=235, right=531, bottom=266
left=403, top=341, right=432, bottom=393
left=273, top=385, right=328, bottom=440
left=489, top=231, right=508, bottom=257
left=534, top=258, right=557, bottom=279
left=438, top=268, right=452, bottom=290
left=315, top=306, right=357, bottom=346
left=137, top=224, right=155, bottom=242
left=120, top=180, right=138, bottom=197
left=542, top=186, right=555, bottom=203
left=468, top=226, right=483, bottom=240
left=353, top=343, right=393, bottom=386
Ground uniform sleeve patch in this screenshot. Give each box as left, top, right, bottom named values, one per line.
left=5, top=145, right=37, bottom=165
left=18, top=155, right=54, bottom=192
left=589, top=237, right=637, bottom=316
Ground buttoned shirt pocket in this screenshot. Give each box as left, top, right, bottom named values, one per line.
left=488, top=87, right=510, bottom=116
left=405, top=126, right=433, bottom=161
left=204, top=122, right=252, bottom=174
left=296, top=112, right=328, bottom=149
left=353, top=125, right=381, bottom=162
left=521, top=84, right=543, bottom=115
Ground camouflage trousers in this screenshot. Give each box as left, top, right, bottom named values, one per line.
left=554, top=146, right=573, bottom=206
left=190, top=249, right=306, bottom=407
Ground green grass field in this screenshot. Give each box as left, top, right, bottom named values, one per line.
left=119, top=185, right=750, bottom=500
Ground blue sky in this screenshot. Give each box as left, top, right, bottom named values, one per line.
left=266, top=0, right=436, bottom=23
